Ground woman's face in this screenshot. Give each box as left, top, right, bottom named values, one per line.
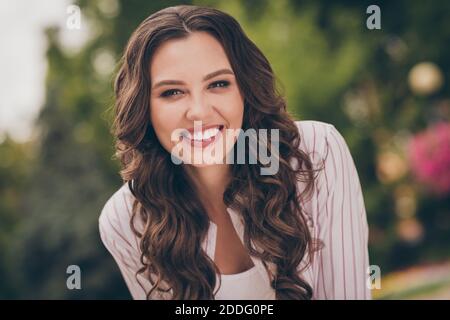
left=149, top=31, right=244, bottom=167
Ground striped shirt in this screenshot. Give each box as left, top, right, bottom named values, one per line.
left=98, top=120, right=372, bottom=300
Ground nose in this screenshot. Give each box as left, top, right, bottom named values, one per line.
left=185, top=92, right=214, bottom=121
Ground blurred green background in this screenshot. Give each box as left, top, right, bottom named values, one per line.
left=0, top=0, right=449, bottom=299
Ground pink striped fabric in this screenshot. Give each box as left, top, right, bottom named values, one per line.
left=295, top=121, right=371, bottom=300
left=99, top=120, right=371, bottom=300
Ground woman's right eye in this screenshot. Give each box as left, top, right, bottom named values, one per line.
left=160, top=89, right=183, bottom=98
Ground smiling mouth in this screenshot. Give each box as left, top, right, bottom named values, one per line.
left=181, top=125, right=224, bottom=147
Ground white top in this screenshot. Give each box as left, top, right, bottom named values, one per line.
left=98, top=120, right=372, bottom=300
left=215, top=265, right=276, bottom=300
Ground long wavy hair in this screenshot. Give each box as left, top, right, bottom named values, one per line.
left=112, top=4, right=323, bottom=300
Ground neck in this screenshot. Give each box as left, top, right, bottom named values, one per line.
left=184, top=163, right=231, bottom=214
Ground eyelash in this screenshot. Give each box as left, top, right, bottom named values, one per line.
left=159, top=80, right=230, bottom=98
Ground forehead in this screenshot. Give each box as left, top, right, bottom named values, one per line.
left=150, top=31, right=232, bottom=80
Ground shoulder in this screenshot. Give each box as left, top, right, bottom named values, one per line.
left=294, top=119, right=359, bottom=192
left=98, top=182, right=140, bottom=250
left=292, top=120, right=351, bottom=226
left=293, top=120, right=336, bottom=163
left=99, top=182, right=135, bottom=229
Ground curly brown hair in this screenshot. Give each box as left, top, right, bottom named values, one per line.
left=112, top=4, right=323, bottom=300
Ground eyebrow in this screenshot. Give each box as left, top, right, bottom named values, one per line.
left=151, top=68, right=234, bottom=90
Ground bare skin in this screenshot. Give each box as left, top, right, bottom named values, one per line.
left=186, top=164, right=254, bottom=274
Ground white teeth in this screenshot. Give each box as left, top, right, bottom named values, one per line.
left=188, top=127, right=221, bottom=141
left=203, top=128, right=219, bottom=140
left=194, top=131, right=203, bottom=140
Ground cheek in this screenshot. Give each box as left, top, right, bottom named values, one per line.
left=150, top=102, right=179, bottom=149
left=223, top=94, right=244, bottom=127
left=231, top=97, right=244, bottom=127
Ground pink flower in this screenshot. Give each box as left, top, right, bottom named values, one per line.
left=408, top=122, right=450, bottom=196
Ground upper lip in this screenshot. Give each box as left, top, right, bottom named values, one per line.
left=185, top=124, right=224, bottom=134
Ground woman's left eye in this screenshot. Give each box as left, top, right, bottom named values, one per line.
left=209, top=80, right=230, bottom=89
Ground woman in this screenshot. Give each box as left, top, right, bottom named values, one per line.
left=99, top=4, right=371, bottom=300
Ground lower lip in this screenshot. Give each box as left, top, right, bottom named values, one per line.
left=183, top=126, right=224, bottom=148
